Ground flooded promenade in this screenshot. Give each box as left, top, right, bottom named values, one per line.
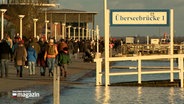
left=0, top=55, right=96, bottom=104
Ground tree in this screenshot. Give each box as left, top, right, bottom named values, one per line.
left=2, top=4, right=46, bottom=39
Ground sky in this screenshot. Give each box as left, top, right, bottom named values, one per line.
left=58, top=0, right=184, bottom=37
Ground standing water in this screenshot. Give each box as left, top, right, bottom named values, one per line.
left=40, top=60, right=184, bottom=104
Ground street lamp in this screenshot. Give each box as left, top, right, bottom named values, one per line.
left=33, top=18, right=38, bottom=38
left=82, top=27, right=85, bottom=40
left=92, top=29, right=94, bottom=41
left=45, top=20, right=49, bottom=41
left=62, top=23, right=65, bottom=39
left=86, top=28, right=88, bottom=40
left=96, top=25, right=99, bottom=53
left=67, top=25, right=71, bottom=39
left=88, top=29, right=91, bottom=40
left=18, top=15, right=25, bottom=39
left=78, top=27, right=81, bottom=41
left=73, top=27, right=76, bottom=40
left=54, top=22, right=58, bottom=41
left=0, top=9, right=7, bottom=40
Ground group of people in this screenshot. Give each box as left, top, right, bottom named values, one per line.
left=0, top=34, right=104, bottom=79
left=0, top=35, right=71, bottom=78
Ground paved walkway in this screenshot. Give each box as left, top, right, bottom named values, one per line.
left=0, top=57, right=96, bottom=93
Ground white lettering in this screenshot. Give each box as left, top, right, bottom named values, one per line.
left=12, top=90, right=40, bottom=99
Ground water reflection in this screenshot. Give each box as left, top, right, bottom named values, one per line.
left=137, top=87, right=142, bottom=104
left=103, top=86, right=110, bottom=104
left=95, top=86, right=103, bottom=103
left=179, top=88, right=184, bottom=99
left=95, top=86, right=111, bottom=104
left=169, top=87, right=174, bottom=104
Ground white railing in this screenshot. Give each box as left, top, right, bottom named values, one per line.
left=94, top=54, right=184, bottom=87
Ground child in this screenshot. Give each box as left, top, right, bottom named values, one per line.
left=27, top=45, right=37, bottom=75
left=58, top=47, right=70, bottom=78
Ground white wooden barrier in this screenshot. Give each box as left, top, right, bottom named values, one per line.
left=95, top=54, right=184, bottom=87
left=53, top=66, right=60, bottom=104
left=94, top=58, right=103, bottom=85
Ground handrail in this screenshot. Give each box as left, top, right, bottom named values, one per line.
left=109, top=54, right=184, bottom=61
left=95, top=54, right=184, bottom=87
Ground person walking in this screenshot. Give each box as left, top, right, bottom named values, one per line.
left=38, top=37, right=47, bottom=76
left=5, top=34, right=13, bottom=49
left=29, top=37, right=40, bottom=56
left=12, top=36, right=20, bottom=60
left=27, top=45, right=37, bottom=75
left=73, top=39, right=79, bottom=59
left=57, top=39, right=68, bottom=53
left=13, top=40, right=27, bottom=77
left=58, top=47, right=70, bottom=78
left=44, top=38, right=58, bottom=77
left=0, top=40, right=12, bottom=78
left=67, top=39, right=74, bottom=59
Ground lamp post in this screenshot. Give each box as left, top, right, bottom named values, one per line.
left=54, top=22, right=58, bottom=41
left=73, top=27, right=76, bottom=40
left=96, top=25, right=99, bottom=53
left=33, top=18, right=38, bottom=38
left=92, top=29, right=94, bottom=41
left=18, top=15, right=25, bottom=39
left=67, top=25, right=71, bottom=39
left=86, top=28, right=88, bottom=40
left=78, top=27, right=81, bottom=41
left=45, top=20, right=49, bottom=41
left=0, top=9, right=7, bottom=40
left=82, top=27, right=85, bottom=40
left=88, top=29, right=91, bottom=40
left=62, top=23, right=65, bottom=39
left=86, top=23, right=88, bottom=40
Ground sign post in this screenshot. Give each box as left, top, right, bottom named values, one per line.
left=103, top=8, right=174, bottom=86
left=170, top=9, right=174, bottom=82
left=104, top=0, right=110, bottom=86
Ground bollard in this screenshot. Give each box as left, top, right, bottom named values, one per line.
left=94, top=53, right=103, bottom=85
left=53, top=65, right=60, bottom=104
left=138, top=57, right=142, bottom=84
left=178, top=56, right=184, bottom=87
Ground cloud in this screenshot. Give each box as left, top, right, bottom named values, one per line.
left=59, top=0, right=83, bottom=10
left=59, top=0, right=100, bottom=11
left=58, top=0, right=184, bottom=36
left=108, top=1, right=145, bottom=9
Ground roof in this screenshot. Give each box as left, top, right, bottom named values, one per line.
left=46, top=9, right=98, bottom=23
left=47, top=9, right=98, bottom=14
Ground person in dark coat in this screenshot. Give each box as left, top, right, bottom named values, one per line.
left=29, top=38, right=40, bottom=55
left=57, top=39, right=68, bottom=53
left=58, top=47, right=70, bottom=78
left=13, top=40, right=27, bottom=77
left=0, top=40, right=12, bottom=78
left=38, top=37, right=47, bottom=76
